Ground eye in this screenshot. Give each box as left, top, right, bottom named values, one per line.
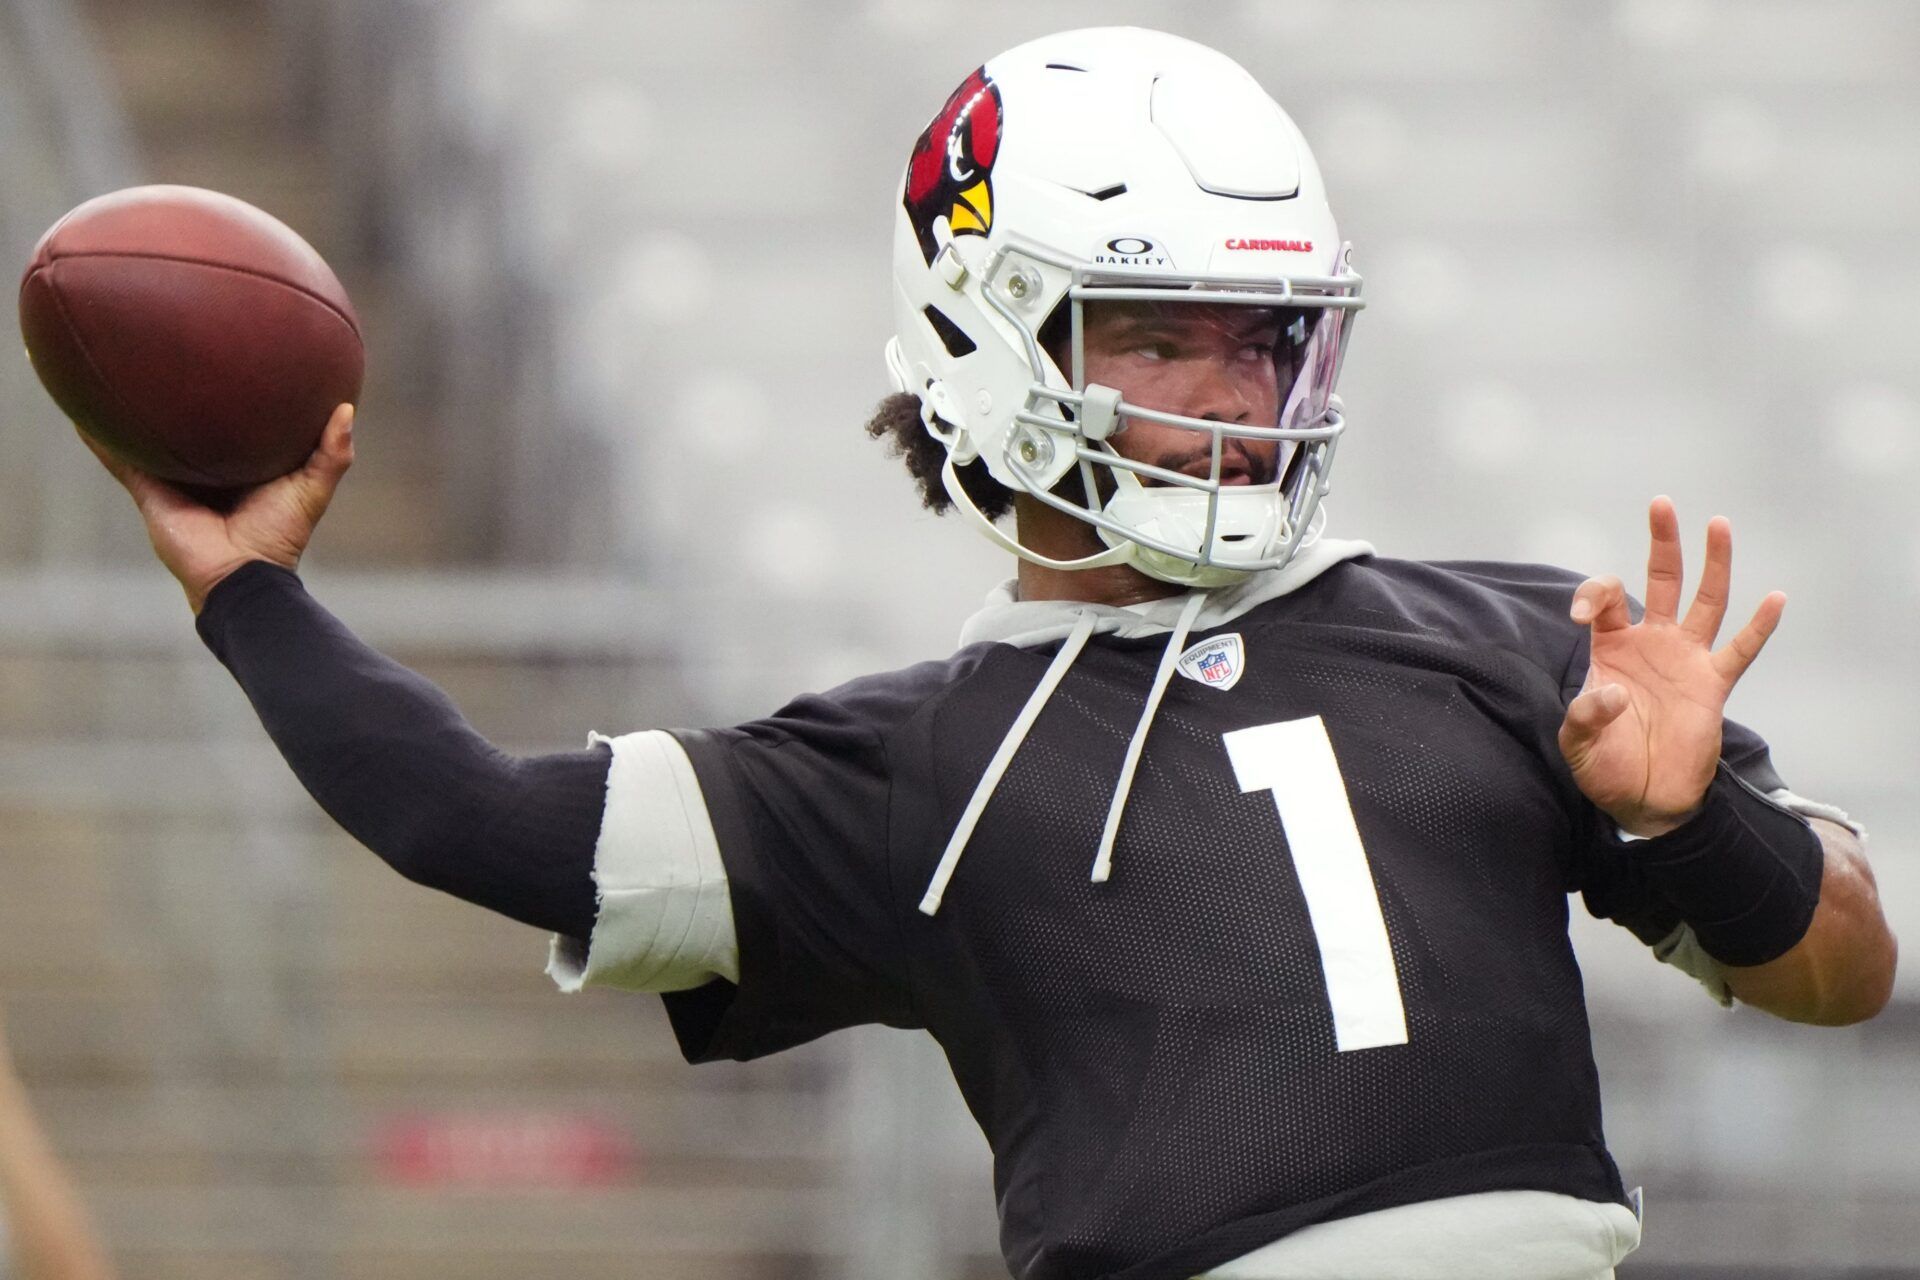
left=1133, top=340, right=1179, bottom=361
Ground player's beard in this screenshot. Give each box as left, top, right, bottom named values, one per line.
left=1158, top=436, right=1278, bottom=487
left=1050, top=435, right=1278, bottom=510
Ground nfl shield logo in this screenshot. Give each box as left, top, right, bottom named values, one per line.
left=1176, top=633, right=1245, bottom=692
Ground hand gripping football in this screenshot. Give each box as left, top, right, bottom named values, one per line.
left=17, top=185, right=364, bottom=488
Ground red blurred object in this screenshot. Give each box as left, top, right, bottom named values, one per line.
left=374, top=1113, right=637, bottom=1189
left=374, top=1112, right=637, bottom=1189
left=17, top=184, right=364, bottom=489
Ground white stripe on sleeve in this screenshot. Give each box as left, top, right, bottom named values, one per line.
left=547, top=730, right=739, bottom=993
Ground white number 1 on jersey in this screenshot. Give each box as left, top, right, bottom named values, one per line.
left=1224, top=716, right=1409, bottom=1052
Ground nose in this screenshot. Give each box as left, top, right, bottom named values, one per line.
left=1163, top=364, right=1279, bottom=484
left=1171, top=363, right=1259, bottom=425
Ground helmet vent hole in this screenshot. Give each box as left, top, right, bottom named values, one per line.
left=1045, top=63, right=1088, bottom=72
left=1086, top=183, right=1128, bottom=201
left=921, top=306, right=978, bottom=359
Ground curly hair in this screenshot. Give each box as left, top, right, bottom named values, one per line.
left=864, top=392, right=1017, bottom=521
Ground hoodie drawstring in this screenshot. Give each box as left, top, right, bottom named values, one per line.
left=918, top=610, right=1098, bottom=916
left=1091, top=591, right=1206, bottom=883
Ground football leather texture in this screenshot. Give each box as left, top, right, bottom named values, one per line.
left=18, top=184, right=364, bottom=488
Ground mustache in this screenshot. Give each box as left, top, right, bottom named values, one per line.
left=1154, top=438, right=1279, bottom=485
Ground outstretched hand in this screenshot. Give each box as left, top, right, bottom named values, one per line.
left=1558, top=497, right=1787, bottom=837
left=82, top=403, right=355, bottom=614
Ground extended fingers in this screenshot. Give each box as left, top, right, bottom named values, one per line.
left=1644, top=496, right=1684, bottom=622
left=1713, top=590, right=1786, bottom=683
left=1570, top=574, right=1632, bottom=632
left=1682, top=514, right=1734, bottom=643
left=74, top=423, right=137, bottom=490
left=74, top=423, right=195, bottom=516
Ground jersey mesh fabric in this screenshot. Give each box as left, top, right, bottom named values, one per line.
left=663, top=557, right=1784, bottom=1280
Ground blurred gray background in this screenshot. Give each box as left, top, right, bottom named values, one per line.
left=1, top=0, right=1916, bottom=1276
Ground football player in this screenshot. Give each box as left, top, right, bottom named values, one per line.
left=88, top=27, right=1894, bottom=1280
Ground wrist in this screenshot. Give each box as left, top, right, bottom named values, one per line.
left=1615, top=802, right=1705, bottom=840
left=187, top=555, right=287, bottom=614
left=194, top=559, right=308, bottom=664
left=1625, top=765, right=1824, bottom=967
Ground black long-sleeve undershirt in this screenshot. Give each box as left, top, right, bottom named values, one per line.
left=196, top=560, right=605, bottom=938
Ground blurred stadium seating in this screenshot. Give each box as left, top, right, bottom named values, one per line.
left=1, top=0, right=1916, bottom=1276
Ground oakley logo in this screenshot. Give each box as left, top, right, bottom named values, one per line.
left=1225, top=238, right=1315, bottom=253
left=1093, top=236, right=1169, bottom=267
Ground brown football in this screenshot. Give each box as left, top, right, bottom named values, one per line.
left=17, top=185, right=364, bottom=489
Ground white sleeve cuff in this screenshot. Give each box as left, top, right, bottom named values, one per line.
left=546, top=729, right=740, bottom=994
left=1650, top=923, right=1734, bottom=1007
left=1769, top=787, right=1866, bottom=841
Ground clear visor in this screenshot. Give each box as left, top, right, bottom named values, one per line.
left=1060, top=293, right=1348, bottom=497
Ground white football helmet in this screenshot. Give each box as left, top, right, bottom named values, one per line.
left=886, top=27, right=1363, bottom=587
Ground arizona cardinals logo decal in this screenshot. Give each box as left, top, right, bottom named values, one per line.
left=905, top=67, right=1003, bottom=264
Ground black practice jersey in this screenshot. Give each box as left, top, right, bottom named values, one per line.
left=660, top=556, right=1785, bottom=1280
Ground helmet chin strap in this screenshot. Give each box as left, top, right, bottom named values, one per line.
left=940, top=457, right=1134, bottom=573
left=1128, top=547, right=1258, bottom=589
left=1093, top=469, right=1280, bottom=589
left=941, top=457, right=1289, bottom=588
left=1123, top=500, right=1329, bottom=587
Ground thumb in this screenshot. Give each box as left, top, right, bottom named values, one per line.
left=1560, top=683, right=1630, bottom=757
left=310, top=403, right=356, bottom=479
left=284, top=403, right=356, bottom=520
